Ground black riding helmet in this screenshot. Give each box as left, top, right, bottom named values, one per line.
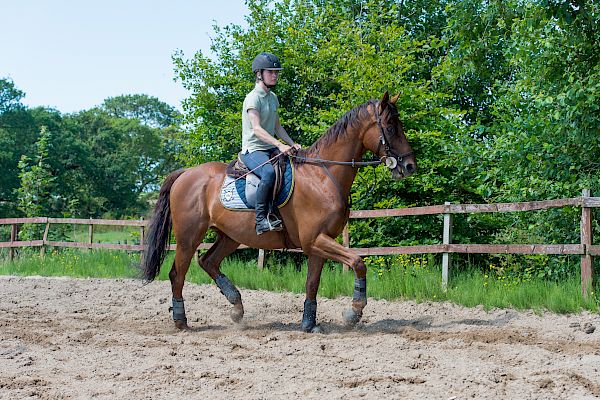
left=252, top=52, right=283, bottom=74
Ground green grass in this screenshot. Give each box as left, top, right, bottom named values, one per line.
left=67, top=225, right=140, bottom=244
left=0, top=225, right=140, bottom=245
left=445, top=269, right=600, bottom=313
left=0, top=249, right=140, bottom=279
left=1, top=249, right=599, bottom=313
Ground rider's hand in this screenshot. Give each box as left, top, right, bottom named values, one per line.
left=278, top=143, right=301, bottom=154
left=278, top=143, right=293, bottom=154
left=291, top=143, right=302, bottom=151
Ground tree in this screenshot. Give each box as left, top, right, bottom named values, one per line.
left=101, top=94, right=182, bottom=194
left=426, top=0, right=600, bottom=275
left=0, top=77, right=25, bottom=114
left=16, top=126, right=56, bottom=239
left=0, top=82, right=183, bottom=219
left=0, top=80, right=42, bottom=216
left=471, top=0, right=600, bottom=251
left=63, top=102, right=183, bottom=217
left=102, top=94, right=180, bottom=128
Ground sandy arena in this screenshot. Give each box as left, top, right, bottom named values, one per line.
left=1, top=275, right=599, bottom=399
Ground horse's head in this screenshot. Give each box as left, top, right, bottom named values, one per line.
left=367, top=92, right=416, bottom=180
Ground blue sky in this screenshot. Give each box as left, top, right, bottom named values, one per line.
left=0, top=1, right=248, bottom=113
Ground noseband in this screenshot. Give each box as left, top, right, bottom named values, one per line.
left=374, top=104, right=414, bottom=170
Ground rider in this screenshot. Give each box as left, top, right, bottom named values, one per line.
left=241, top=52, right=301, bottom=235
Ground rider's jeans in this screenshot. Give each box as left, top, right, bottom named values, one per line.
left=241, top=149, right=276, bottom=217
left=241, top=150, right=276, bottom=188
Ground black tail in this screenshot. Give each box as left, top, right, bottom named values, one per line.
left=141, top=169, right=186, bottom=282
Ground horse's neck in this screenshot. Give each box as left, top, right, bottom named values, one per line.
left=317, top=137, right=365, bottom=163
left=313, top=129, right=367, bottom=199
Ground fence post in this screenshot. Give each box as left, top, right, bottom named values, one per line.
left=343, top=223, right=350, bottom=272
left=140, top=217, right=145, bottom=262
left=257, top=249, right=265, bottom=270
left=88, top=218, right=94, bottom=251
left=9, top=224, right=17, bottom=261
left=581, top=189, right=593, bottom=297
left=40, top=220, right=50, bottom=257
left=442, top=202, right=453, bottom=290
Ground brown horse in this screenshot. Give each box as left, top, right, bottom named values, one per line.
left=141, top=92, right=416, bottom=332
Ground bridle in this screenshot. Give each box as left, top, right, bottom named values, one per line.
left=374, top=103, right=414, bottom=172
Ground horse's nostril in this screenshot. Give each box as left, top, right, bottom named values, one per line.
left=405, top=163, right=415, bottom=173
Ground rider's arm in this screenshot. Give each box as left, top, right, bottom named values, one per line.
left=275, top=116, right=301, bottom=151
left=248, top=109, right=291, bottom=153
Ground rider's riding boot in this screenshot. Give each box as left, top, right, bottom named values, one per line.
left=255, top=181, right=282, bottom=235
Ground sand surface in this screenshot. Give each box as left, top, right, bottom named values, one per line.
left=1, top=275, right=599, bottom=399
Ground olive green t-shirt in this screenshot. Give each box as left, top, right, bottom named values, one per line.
left=241, top=84, right=279, bottom=152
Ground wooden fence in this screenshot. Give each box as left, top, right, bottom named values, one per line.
left=1, top=190, right=597, bottom=295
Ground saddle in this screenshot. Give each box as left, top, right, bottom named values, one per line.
left=226, top=152, right=287, bottom=205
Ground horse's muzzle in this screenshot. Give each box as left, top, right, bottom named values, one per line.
left=392, top=160, right=416, bottom=180
left=403, top=161, right=416, bottom=176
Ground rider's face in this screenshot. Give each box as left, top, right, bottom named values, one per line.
left=261, top=69, right=279, bottom=86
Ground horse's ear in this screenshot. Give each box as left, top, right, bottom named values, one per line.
left=390, top=94, right=400, bottom=105
left=379, top=91, right=390, bottom=113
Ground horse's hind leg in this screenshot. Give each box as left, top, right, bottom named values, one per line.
left=169, top=225, right=207, bottom=330
left=197, top=231, right=243, bottom=323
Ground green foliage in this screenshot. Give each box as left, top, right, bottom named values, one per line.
left=174, top=0, right=458, bottom=162
left=0, top=77, right=25, bottom=114
left=102, top=94, right=181, bottom=128
left=0, top=82, right=183, bottom=218
left=0, top=83, right=40, bottom=217
left=16, top=126, right=56, bottom=239
left=452, top=0, right=600, bottom=248
left=174, top=0, right=482, bottom=248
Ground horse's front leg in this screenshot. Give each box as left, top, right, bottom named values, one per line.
left=311, top=233, right=367, bottom=327
left=302, top=255, right=325, bottom=333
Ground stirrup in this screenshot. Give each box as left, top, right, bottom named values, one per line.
left=256, top=216, right=283, bottom=235
left=267, top=213, right=283, bottom=229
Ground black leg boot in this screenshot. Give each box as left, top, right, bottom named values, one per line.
left=255, top=181, right=272, bottom=235
left=255, top=181, right=283, bottom=234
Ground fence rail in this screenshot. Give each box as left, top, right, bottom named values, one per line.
left=1, top=190, right=597, bottom=295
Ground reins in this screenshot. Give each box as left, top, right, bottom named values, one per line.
left=222, top=152, right=284, bottom=188
left=289, top=154, right=383, bottom=167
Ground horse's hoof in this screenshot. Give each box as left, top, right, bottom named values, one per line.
left=342, top=308, right=362, bottom=326
left=230, top=302, right=244, bottom=323
left=301, top=324, right=323, bottom=334
left=174, top=319, right=189, bottom=330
